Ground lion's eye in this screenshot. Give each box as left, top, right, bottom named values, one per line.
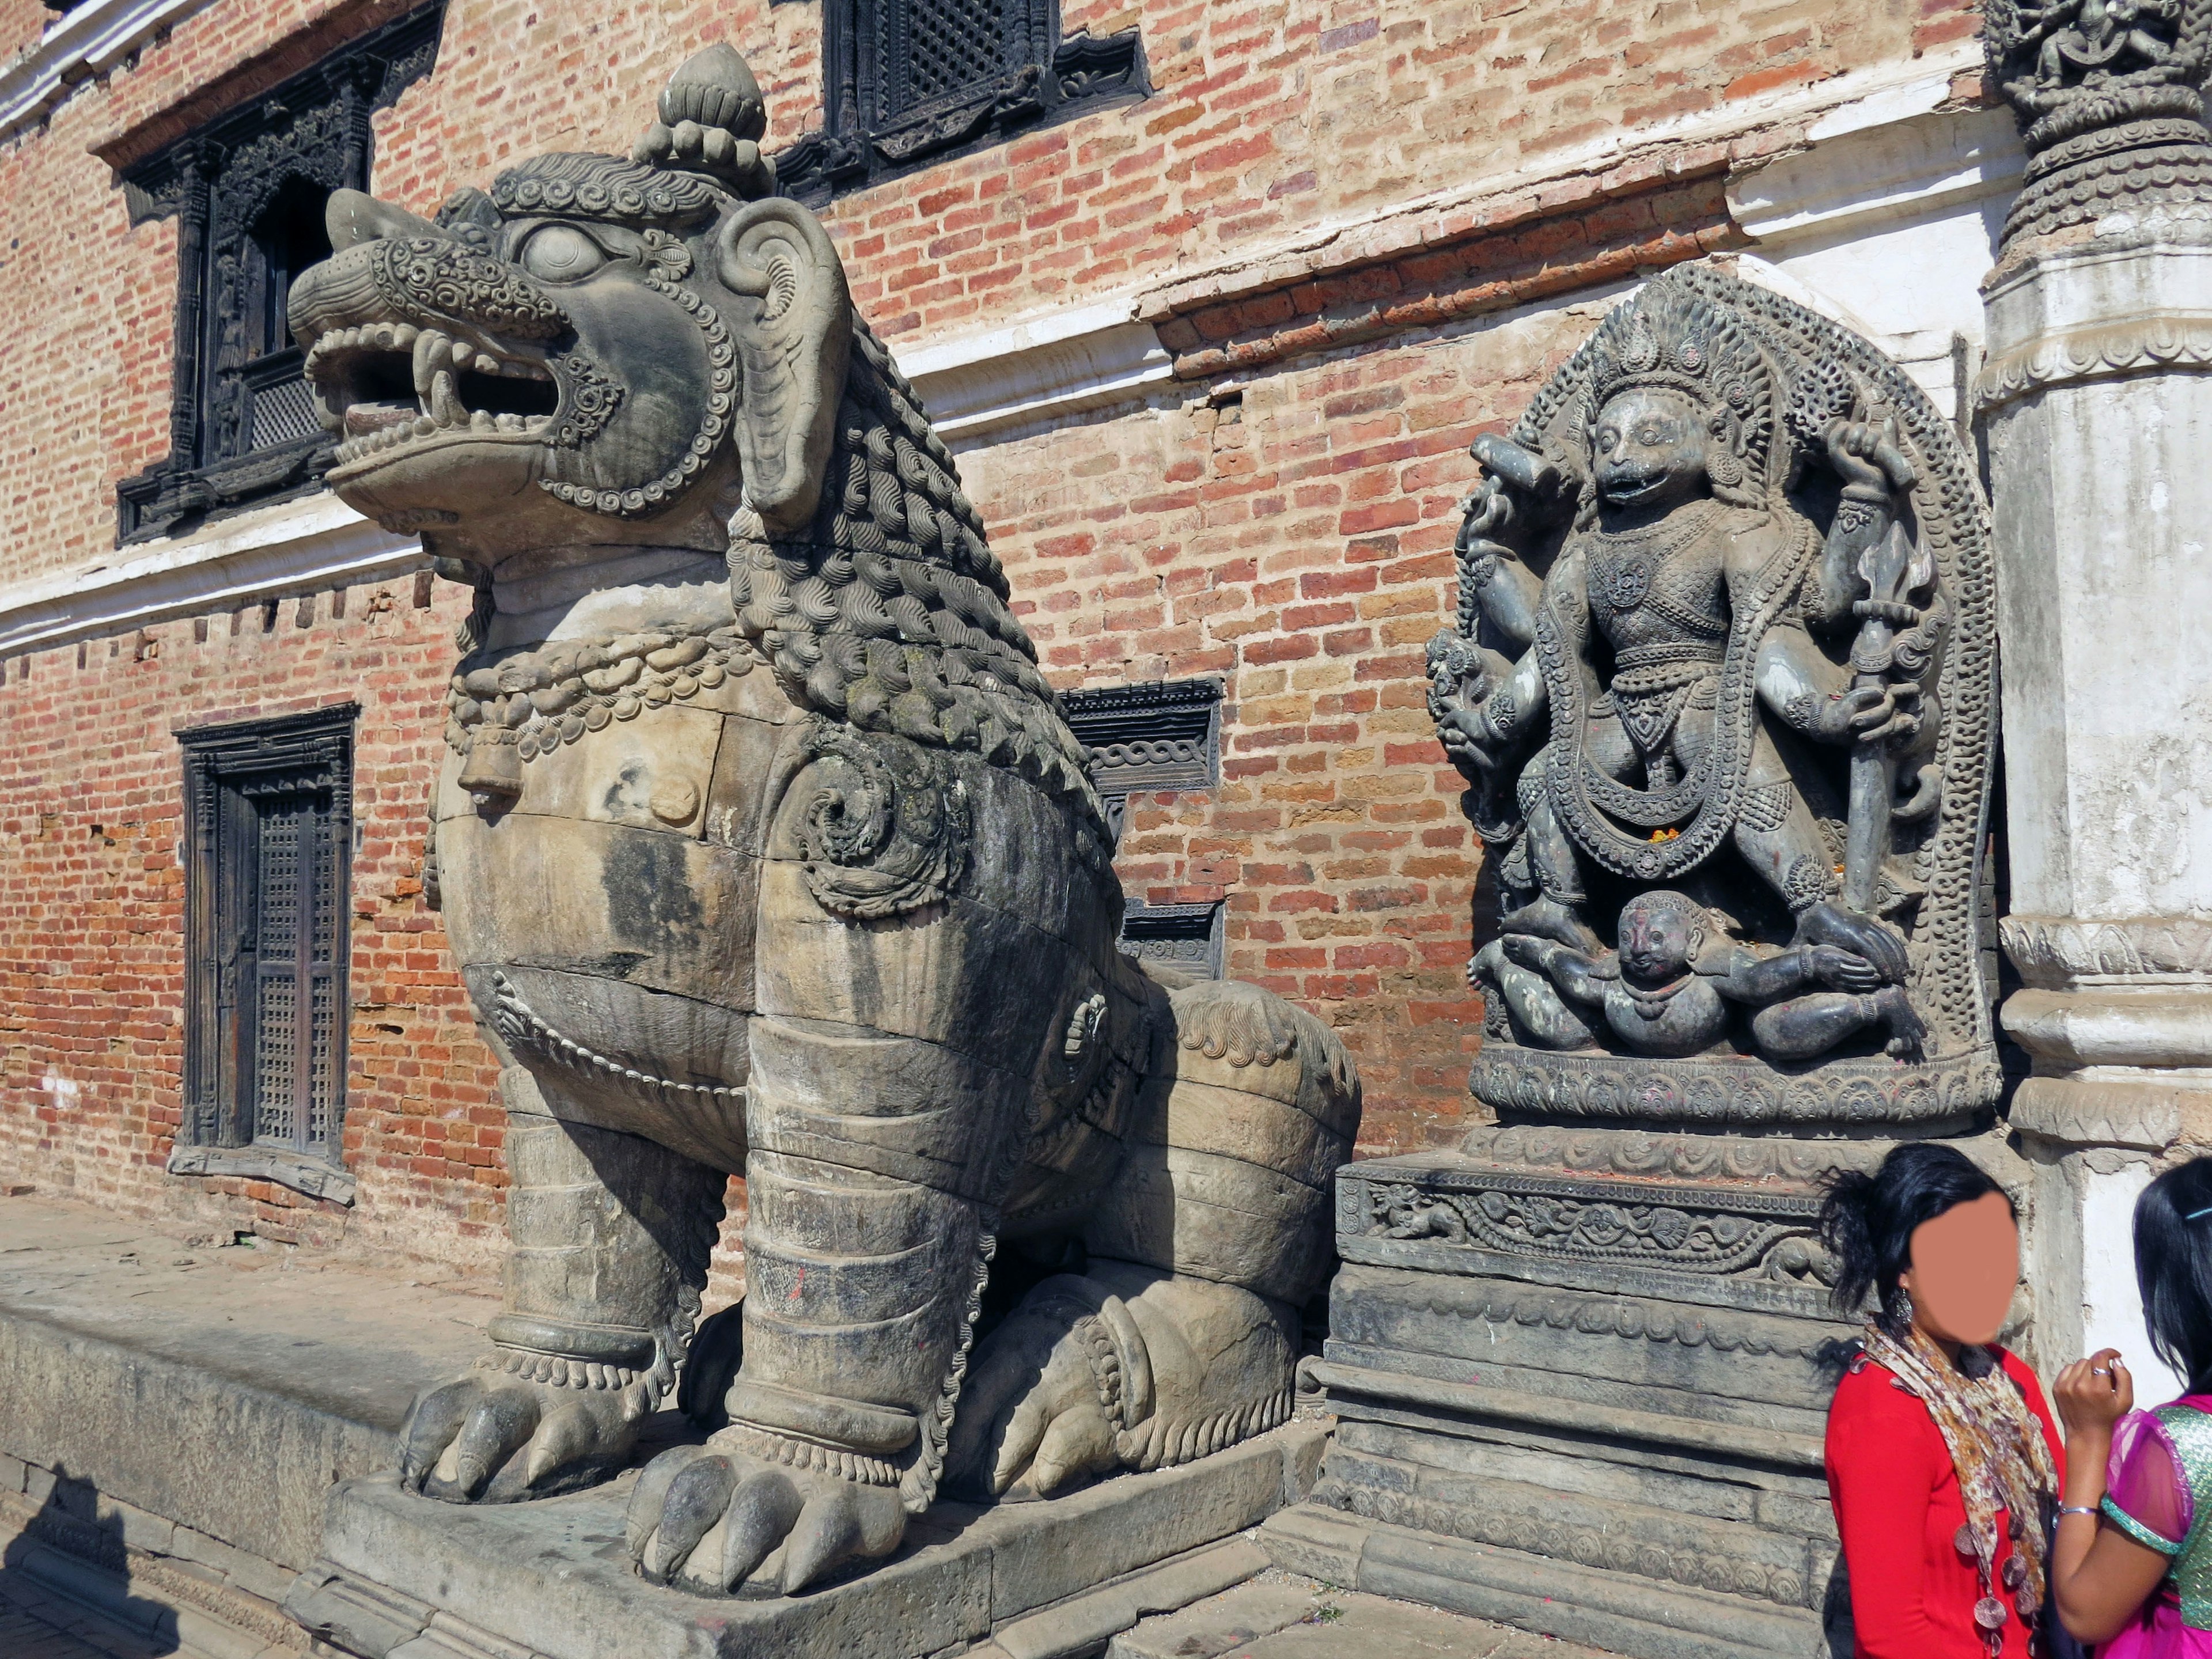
left=520, top=225, right=605, bottom=282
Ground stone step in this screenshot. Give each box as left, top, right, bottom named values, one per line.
left=1109, top=1573, right=1626, bottom=1659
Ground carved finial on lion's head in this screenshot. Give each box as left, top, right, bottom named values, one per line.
left=632, top=42, right=775, bottom=198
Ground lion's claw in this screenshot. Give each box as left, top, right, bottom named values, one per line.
left=626, top=1441, right=905, bottom=1597
left=400, top=1363, right=644, bottom=1503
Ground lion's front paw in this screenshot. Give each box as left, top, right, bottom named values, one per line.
left=401, top=1353, right=648, bottom=1503
left=944, top=1280, right=1128, bottom=1502
left=625, top=1440, right=906, bottom=1597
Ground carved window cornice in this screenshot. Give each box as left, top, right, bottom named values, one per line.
left=775, top=0, right=1147, bottom=205
left=113, top=3, right=444, bottom=546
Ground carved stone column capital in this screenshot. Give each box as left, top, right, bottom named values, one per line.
left=1984, top=0, right=2212, bottom=255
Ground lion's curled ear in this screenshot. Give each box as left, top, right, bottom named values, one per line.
left=715, top=199, right=851, bottom=536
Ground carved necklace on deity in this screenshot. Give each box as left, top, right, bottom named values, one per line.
left=1616, top=973, right=1696, bottom=1018
left=1589, top=498, right=1724, bottom=619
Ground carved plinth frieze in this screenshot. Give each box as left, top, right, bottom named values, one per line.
left=1334, top=1142, right=1864, bottom=1325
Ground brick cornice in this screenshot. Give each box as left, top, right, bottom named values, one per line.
left=0, top=0, right=217, bottom=146
left=1153, top=171, right=1745, bottom=382
left=88, top=0, right=425, bottom=176
left=1131, top=41, right=1991, bottom=381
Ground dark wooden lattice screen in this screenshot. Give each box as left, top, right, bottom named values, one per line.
left=180, top=705, right=355, bottom=1163
left=115, top=5, right=444, bottom=543
left=877, top=0, right=1011, bottom=120
left=778, top=0, right=1146, bottom=201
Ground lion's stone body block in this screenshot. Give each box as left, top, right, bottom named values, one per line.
left=290, top=41, right=1360, bottom=1594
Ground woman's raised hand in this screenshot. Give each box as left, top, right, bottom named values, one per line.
left=2055, top=1347, right=2134, bottom=1438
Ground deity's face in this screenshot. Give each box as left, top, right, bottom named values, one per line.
left=1619, top=900, right=1698, bottom=983
left=1593, top=387, right=1713, bottom=514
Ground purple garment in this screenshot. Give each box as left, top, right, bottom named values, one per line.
left=2099, top=1396, right=2212, bottom=1659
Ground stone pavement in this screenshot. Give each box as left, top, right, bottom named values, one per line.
left=0, top=1559, right=233, bottom=1659
left=1110, top=1571, right=1622, bottom=1659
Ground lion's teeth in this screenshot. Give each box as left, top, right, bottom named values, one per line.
left=414, top=416, right=437, bottom=437
left=471, top=409, right=496, bottom=433
left=431, top=370, right=464, bottom=427
left=495, top=412, right=524, bottom=433
left=392, top=324, right=419, bottom=349
left=450, top=342, right=476, bottom=372
left=524, top=414, right=551, bottom=433
left=414, top=329, right=451, bottom=397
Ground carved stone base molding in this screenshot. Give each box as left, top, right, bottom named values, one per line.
left=1472, top=1044, right=1999, bottom=1128
left=2010, top=1076, right=2201, bottom=1153
left=286, top=1422, right=1327, bottom=1659
left=1274, top=1127, right=2034, bottom=1659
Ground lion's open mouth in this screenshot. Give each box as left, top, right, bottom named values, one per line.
left=308, top=324, right=562, bottom=467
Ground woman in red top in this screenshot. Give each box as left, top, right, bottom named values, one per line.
left=1822, top=1143, right=2065, bottom=1658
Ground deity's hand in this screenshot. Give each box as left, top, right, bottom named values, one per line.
left=1437, top=706, right=1503, bottom=778
left=1813, top=681, right=1921, bottom=745
left=1807, top=944, right=1884, bottom=993
left=1459, top=476, right=1515, bottom=546
left=1824, top=414, right=1915, bottom=498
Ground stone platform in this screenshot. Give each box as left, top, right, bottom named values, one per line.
left=1108, top=1572, right=1618, bottom=1658
left=289, top=1422, right=1327, bottom=1659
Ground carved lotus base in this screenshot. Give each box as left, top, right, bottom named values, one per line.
left=1470, top=1041, right=2003, bottom=1128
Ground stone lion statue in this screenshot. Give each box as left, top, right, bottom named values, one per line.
left=287, top=43, right=1359, bottom=1597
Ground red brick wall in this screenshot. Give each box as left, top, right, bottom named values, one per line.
left=967, top=291, right=1628, bottom=1152
left=0, top=578, right=510, bottom=1264
left=0, top=0, right=1978, bottom=586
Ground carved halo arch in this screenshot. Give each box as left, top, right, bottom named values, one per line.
left=1465, top=259, right=2001, bottom=1125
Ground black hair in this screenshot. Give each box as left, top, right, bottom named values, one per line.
left=2134, top=1157, right=2212, bottom=1394
left=1819, top=1142, right=2013, bottom=1337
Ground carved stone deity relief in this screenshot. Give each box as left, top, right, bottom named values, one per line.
left=1428, top=263, right=2001, bottom=1124
left=287, top=44, right=1359, bottom=1599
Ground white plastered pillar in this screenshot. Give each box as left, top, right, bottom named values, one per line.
left=1982, top=232, right=2212, bottom=1404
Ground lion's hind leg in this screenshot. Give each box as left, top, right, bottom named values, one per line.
left=948, top=974, right=1361, bottom=1499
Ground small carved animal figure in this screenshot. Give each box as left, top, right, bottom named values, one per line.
left=289, top=44, right=1359, bottom=1598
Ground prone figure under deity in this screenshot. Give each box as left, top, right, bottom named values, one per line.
left=1474, top=889, right=1926, bottom=1063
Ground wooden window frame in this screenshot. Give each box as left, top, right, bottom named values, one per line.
left=171, top=703, right=358, bottom=1205
left=1062, top=677, right=1225, bottom=978
left=113, top=4, right=443, bottom=546
left=775, top=0, right=1147, bottom=204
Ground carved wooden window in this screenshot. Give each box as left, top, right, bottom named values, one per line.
left=777, top=0, right=1147, bottom=202
left=174, top=706, right=356, bottom=1196
left=115, top=5, right=442, bottom=544
left=1062, top=678, right=1224, bottom=977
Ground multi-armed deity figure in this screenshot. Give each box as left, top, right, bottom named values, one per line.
left=287, top=44, right=1358, bottom=1599
left=1430, top=264, right=2002, bottom=1120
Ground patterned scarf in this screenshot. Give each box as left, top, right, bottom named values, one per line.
left=1860, top=1319, right=2060, bottom=1655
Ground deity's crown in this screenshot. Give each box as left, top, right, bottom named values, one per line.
left=1581, top=271, right=1775, bottom=501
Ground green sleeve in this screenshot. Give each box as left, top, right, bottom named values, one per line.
left=2102, top=1494, right=2185, bottom=1556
